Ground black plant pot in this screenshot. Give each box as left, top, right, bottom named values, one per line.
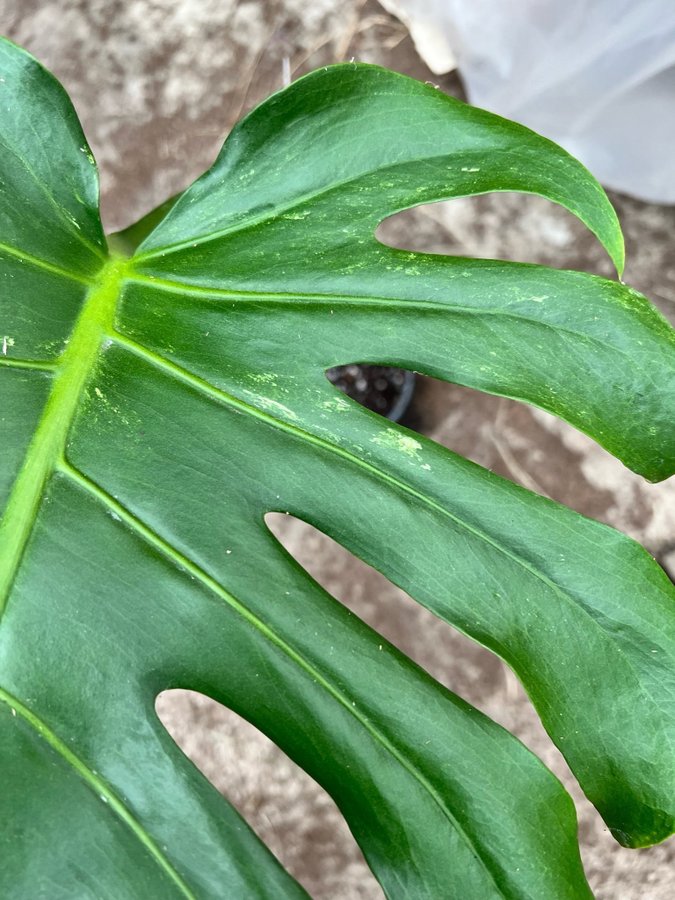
left=327, top=365, right=416, bottom=423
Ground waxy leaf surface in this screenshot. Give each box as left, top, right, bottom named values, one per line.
left=1, top=40, right=674, bottom=899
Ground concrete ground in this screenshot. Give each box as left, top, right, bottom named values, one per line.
left=4, top=0, right=674, bottom=896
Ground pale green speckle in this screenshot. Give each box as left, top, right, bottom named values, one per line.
left=371, top=428, right=423, bottom=458
left=79, top=145, right=96, bottom=167
left=321, top=396, right=350, bottom=412
left=248, top=372, right=278, bottom=385
left=243, top=390, right=298, bottom=420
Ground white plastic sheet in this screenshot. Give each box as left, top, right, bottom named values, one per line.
left=379, top=0, right=675, bottom=202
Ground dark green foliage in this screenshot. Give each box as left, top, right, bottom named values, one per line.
left=1, top=37, right=674, bottom=898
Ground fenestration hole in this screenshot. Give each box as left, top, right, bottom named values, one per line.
left=156, top=689, right=383, bottom=900
left=263, top=514, right=672, bottom=895
left=264, top=512, right=514, bottom=720
left=376, top=193, right=614, bottom=276
left=326, top=363, right=415, bottom=422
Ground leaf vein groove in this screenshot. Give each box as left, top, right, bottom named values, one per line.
left=0, top=240, right=94, bottom=285
left=124, top=272, right=624, bottom=351
left=0, top=358, right=57, bottom=372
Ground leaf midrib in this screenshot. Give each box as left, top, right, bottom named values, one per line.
left=0, top=257, right=123, bottom=611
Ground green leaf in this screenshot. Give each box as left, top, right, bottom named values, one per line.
left=1, top=40, right=674, bottom=898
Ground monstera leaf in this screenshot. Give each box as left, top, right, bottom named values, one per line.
left=1, top=37, right=674, bottom=899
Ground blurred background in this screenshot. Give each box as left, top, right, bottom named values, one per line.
left=3, top=1, right=674, bottom=896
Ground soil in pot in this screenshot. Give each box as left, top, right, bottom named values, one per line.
left=327, top=364, right=415, bottom=422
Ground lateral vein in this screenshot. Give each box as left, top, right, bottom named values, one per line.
left=0, top=240, right=94, bottom=285
left=0, top=685, right=196, bottom=899
left=0, top=358, right=57, bottom=372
